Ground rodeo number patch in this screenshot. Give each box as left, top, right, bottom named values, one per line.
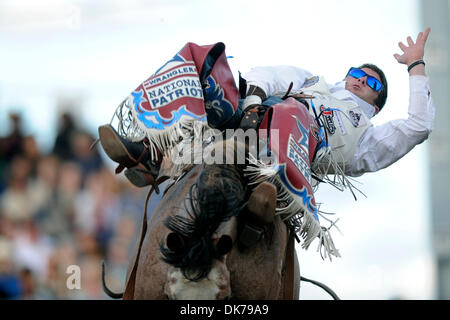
left=348, top=107, right=367, bottom=128
left=320, top=105, right=336, bottom=135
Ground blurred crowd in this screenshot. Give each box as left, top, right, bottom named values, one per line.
left=0, top=112, right=158, bottom=299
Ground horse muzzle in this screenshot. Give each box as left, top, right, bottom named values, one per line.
left=164, top=260, right=231, bottom=300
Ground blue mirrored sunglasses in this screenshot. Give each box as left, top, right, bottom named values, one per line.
left=346, top=67, right=383, bottom=92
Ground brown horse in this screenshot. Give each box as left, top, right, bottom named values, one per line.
left=103, top=139, right=301, bottom=300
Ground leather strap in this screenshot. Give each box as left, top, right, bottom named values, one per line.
left=123, top=176, right=169, bottom=299
left=122, top=185, right=153, bottom=299
left=246, top=85, right=267, bottom=101
left=283, top=233, right=296, bottom=300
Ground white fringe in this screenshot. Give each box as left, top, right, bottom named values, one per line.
left=111, top=97, right=209, bottom=164
left=110, top=98, right=146, bottom=142
left=311, top=146, right=366, bottom=200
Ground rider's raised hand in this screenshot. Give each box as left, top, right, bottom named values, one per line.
left=394, top=28, right=431, bottom=75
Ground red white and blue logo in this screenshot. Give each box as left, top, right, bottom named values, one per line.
left=129, top=42, right=238, bottom=132
left=131, top=50, right=207, bottom=131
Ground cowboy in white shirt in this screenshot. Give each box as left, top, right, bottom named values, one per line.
left=98, top=29, right=434, bottom=188
left=241, top=28, right=434, bottom=178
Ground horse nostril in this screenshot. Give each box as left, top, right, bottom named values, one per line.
left=166, top=232, right=185, bottom=252
left=216, top=235, right=233, bottom=256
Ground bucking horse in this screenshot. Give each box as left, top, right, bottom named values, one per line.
left=100, top=41, right=342, bottom=300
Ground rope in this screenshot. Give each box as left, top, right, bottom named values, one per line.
left=300, top=276, right=340, bottom=300
left=102, top=184, right=155, bottom=299
left=101, top=261, right=124, bottom=299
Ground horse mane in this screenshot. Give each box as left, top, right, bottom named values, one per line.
left=160, top=164, right=245, bottom=281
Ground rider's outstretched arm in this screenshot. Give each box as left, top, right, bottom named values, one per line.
left=348, top=28, right=435, bottom=176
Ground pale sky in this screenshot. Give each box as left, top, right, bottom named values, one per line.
left=0, top=0, right=436, bottom=299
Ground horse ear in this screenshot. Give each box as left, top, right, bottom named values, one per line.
left=166, top=232, right=185, bottom=252
left=216, top=235, right=233, bottom=256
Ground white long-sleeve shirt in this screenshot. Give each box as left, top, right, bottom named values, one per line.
left=243, top=66, right=435, bottom=176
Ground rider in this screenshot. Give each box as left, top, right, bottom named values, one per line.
left=99, top=28, right=434, bottom=186
left=242, top=29, right=434, bottom=179
left=97, top=29, right=434, bottom=258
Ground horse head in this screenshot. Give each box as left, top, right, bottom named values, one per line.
left=161, top=163, right=245, bottom=300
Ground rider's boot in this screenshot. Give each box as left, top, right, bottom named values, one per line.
left=98, top=124, right=161, bottom=188
left=238, top=85, right=269, bottom=131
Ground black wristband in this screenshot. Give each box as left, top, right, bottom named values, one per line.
left=408, top=60, right=425, bottom=73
